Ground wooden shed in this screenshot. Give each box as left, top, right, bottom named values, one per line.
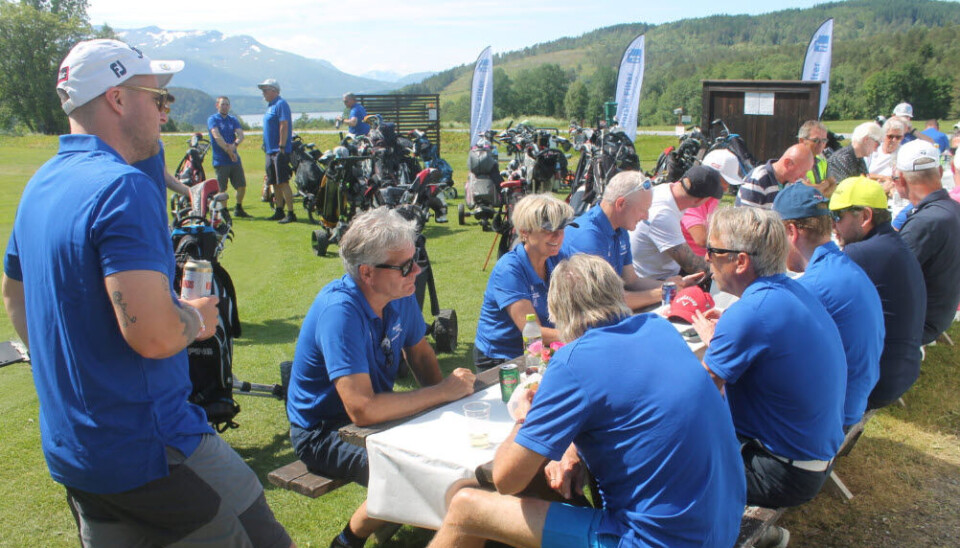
left=701, top=80, right=822, bottom=164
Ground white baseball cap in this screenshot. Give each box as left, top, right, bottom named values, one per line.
left=892, top=102, right=914, bottom=119
left=257, top=78, right=281, bottom=92
left=702, top=149, right=745, bottom=186
left=896, top=140, right=940, bottom=172
left=57, top=39, right=183, bottom=115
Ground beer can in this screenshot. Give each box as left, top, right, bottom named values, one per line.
left=181, top=259, right=213, bottom=300
left=661, top=281, right=677, bottom=308
left=499, top=363, right=520, bottom=403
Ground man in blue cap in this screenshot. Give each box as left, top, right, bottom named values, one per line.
left=773, top=183, right=884, bottom=431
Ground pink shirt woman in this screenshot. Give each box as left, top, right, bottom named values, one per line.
left=680, top=198, right=718, bottom=257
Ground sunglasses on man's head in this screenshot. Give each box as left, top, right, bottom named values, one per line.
left=118, top=84, right=169, bottom=113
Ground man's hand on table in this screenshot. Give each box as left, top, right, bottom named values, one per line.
left=690, top=308, right=721, bottom=347
left=439, top=368, right=476, bottom=400
left=545, top=445, right=585, bottom=500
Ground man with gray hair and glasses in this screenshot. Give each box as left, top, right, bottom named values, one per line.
left=285, top=207, right=475, bottom=548
left=563, top=171, right=702, bottom=309
left=690, top=207, right=846, bottom=521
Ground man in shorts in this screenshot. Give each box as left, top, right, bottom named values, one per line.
left=208, top=95, right=250, bottom=217
left=2, top=39, right=292, bottom=547
left=259, top=78, right=296, bottom=223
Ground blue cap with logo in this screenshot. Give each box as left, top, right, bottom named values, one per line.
left=772, top=183, right=830, bottom=220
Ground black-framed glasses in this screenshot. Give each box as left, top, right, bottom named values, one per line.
left=118, top=84, right=169, bottom=113
left=804, top=137, right=828, bottom=145
left=706, top=246, right=748, bottom=257
left=830, top=206, right=864, bottom=222
left=375, top=250, right=419, bottom=277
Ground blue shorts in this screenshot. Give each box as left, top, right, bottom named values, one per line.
left=542, top=503, right=619, bottom=548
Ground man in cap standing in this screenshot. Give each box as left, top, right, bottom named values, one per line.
left=892, top=140, right=960, bottom=345
left=2, top=40, right=292, bottom=547
left=829, top=177, right=926, bottom=409
left=259, top=78, right=297, bottom=224
left=772, top=184, right=884, bottom=431
left=629, top=165, right=724, bottom=280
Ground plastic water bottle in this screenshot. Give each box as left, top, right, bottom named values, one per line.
left=521, top=313, right=542, bottom=368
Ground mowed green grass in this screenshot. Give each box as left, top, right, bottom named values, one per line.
left=0, top=130, right=957, bottom=547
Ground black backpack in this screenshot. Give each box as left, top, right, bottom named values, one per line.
left=172, top=225, right=242, bottom=432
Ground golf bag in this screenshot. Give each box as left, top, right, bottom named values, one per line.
left=410, top=129, right=454, bottom=185
left=466, top=145, right=502, bottom=208
left=175, top=133, right=210, bottom=186
left=172, top=224, right=242, bottom=432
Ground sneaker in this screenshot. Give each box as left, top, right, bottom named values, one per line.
left=435, top=214, right=448, bottom=223
left=278, top=212, right=298, bottom=224
left=268, top=208, right=285, bottom=221
left=755, top=526, right=790, bottom=548
left=329, top=533, right=350, bottom=548
left=233, top=205, right=251, bottom=218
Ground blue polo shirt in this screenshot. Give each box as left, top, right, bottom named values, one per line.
left=899, top=189, right=960, bottom=344
left=799, top=242, right=884, bottom=426
left=132, top=140, right=166, bottom=186
left=207, top=113, right=243, bottom=166
left=704, top=274, right=846, bottom=461
left=921, top=127, right=950, bottom=153
left=474, top=244, right=564, bottom=360
left=349, top=103, right=370, bottom=136
left=843, top=223, right=926, bottom=408
left=4, top=135, right=212, bottom=494
left=518, top=314, right=745, bottom=547
left=562, top=205, right=631, bottom=275
left=286, top=275, right=426, bottom=429
left=263, top=96, right=292, bottom=154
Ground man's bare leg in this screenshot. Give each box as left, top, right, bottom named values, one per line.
left=347, top=501, right=388, bottom=538
left=428, top=487, right=550, bottom=548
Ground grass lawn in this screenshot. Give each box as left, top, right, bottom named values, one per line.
left=0, top=130, right=957, bottom=547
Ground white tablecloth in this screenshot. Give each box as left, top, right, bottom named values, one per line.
left=365, top=384, right=515, bottom=528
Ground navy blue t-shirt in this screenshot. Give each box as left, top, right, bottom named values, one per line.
left=843, top=223, right=926, bottom=407
left=799, top=242, right=884, bottom=426
left=286, top=275, right=425, bottom=429
left=207, top=113, right=243, bottom=166
left=518, top=314, right=745, bottom=547
left=475, top=244, right=564, bottom=360
left=4, top=135, right=211, bottom=493
left=562, top=205, right=631, bottom=276
left=705, top=274, right=846, bottom=460
left=899, top=189, right=960, bottom=344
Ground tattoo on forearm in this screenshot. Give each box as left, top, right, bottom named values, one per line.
left=177, top=306, right=196, bottom=343
left=160, top=273, right=170, bottom=293
left=111, top=291, right=137, bottom=327
left=668, top=244, right=708, bottom=274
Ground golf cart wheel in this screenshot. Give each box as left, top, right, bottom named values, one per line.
left=432, top=309, right=458, bottom=353
left=457, top=203, right=466, bottom=225
left=311, top=229, right=330, bottom=257
left=444, top=186, right=458, bottom=200
left=491, top=213, right=503, bottom=234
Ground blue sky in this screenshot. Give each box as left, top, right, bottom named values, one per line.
left=89, top=0, right=836, bottom=76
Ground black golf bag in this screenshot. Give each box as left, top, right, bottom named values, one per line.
left=466, top=145, right=502, bottom=208
left=172, top=224, right=242, bottom=432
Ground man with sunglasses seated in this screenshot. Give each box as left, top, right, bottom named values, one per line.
left=286, top=207, right=476, bottom=548
left=772, top=183, right=884, bottom=432
left=828, top=177, right=926, bottom=410
left=690, top=207, right=846, bottom=511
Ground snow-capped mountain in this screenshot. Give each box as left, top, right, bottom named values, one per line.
left=117, top=27, right=403, bottom=99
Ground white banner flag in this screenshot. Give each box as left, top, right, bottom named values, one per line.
left=470, top=46, right=494, bottom=147
left=615, top=35, right=645, bottom=142
left=802, top=19, right=834, bottom=118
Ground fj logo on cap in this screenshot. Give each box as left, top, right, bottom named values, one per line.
left=109, top=60, right=127, bottom=79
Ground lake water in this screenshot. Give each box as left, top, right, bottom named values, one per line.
left=238, top=111, right=342, bottom=127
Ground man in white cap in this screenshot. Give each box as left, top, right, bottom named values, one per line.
left=259, top=78, right=297, bottom=224
left=1, top=39, right=292, bottom=547
left=892, top=139, right=960, bottom=345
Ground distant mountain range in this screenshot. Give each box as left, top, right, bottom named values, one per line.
left=115, top=27, right=432, bottom=100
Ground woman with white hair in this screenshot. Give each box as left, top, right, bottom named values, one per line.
left=867, top=117, right=908, bottom=179
left=473, top=194, right=575, bottom=369
left=826, top=122, right=883, bottom=183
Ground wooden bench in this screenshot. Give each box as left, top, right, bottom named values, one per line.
left=735, top=506, right=785, bottom=547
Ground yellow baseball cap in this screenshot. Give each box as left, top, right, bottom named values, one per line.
left=829, top=176, right=888, bottom=210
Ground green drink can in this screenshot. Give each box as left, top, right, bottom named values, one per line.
left=499, top=363, right=520, bottom=402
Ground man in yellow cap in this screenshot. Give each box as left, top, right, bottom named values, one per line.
left=829, top=177, right=926, bottom=409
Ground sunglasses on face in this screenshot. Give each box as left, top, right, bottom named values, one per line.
left=804, top=137, right=828, bottom=145
left=706, top=246, right=749, bottom=257
left=374, top=250, right=420, bottom=277
left=830, top=207, right=864, bottom=222
left=118, top=84, right=170, bottom=113
left=885, top=134, right=904, bottom=140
